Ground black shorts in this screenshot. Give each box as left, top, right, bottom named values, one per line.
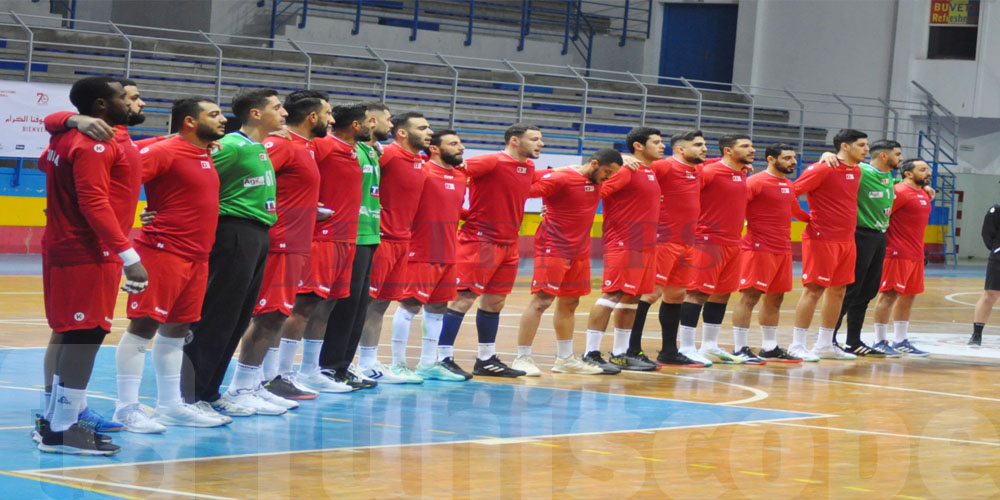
left=986, top=259, right=1000, bottom=291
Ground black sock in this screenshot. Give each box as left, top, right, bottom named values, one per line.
left=702, top=302, right=727, bottom=325
left=679, top=302, right=703, bottom=328
left=659, top=302, right=681, bottom=354
left=974, top=322, right=985, bottom=335
left=628, top=300, right=652, bottom=353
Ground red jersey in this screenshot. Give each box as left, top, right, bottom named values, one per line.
left=743, top=171, right=797, bottom=253
left=528, top=168, right=601, bottom=259
left=650, top=156, right=700, bottom=244
left=794, top=160, right=862, bottom=241
left=695, top=161, right=748, bottom=246
left=135, top=136, right=220, bottom=261
left=886, top=183, right=932, bottom=260
left=313, top=135, right=362, bottom=243
left=409, top=161, right=467, bottom=264
left=460, top=151, right=535, bottom=244
left=41, top=129, right=139, bottom=266
left=263, top=133, right=321, bottom=253
left=600, top=164, right=660, bottom=250
left=378, top=142, right=426, bottom=241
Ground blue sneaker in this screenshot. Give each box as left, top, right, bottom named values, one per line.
left=871, top=340, right=903, bottom=358
left=892, top=339, right=929, bottom=357
left=77, top=406, right=124, bottom=433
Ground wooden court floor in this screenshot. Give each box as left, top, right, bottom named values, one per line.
left=1, top=272, right=999, bottom=500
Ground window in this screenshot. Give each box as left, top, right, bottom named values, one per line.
left=928, top=0, right=980, bottom=60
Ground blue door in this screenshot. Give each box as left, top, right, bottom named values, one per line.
left=659, top=3, right=739, bottom=83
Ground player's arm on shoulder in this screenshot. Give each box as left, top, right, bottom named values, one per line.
left=599, top=168, right=630, bottom=199
left=139, top=143, right=171, bottom=183
left=44, top=111, right=77, bottom=134
left=819, top=151, right=838, bottom=167
left=70, top=140, right=133, bottom=254
left=792, top=163, right=826, bottom=195
left=463, top=156, right=496, bottom=178
left=923, top=185, right=936, bottom=200
left=210, top=138, right=237, bottom=167
left=527, top=170, right=560, bottom=198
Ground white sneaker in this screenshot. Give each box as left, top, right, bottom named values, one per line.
left=390, top=362, right=424, bottom=383
left=209, top=394, right=256, bottom=417
left=552, top=355, right=603, bottom=375
left=787, top=344, right=821, bottom=362
left=699, top=346, right=746, bottom=364
left=113, top=403, right=166, bottom=434
left=226, top=388, right=287, bottom=416
left=511, top=355, right=542, bottom=377
left=348, top=363, right=376, bottom=383
left=155, top=404, right=228, bottom=427
left=298, top=370, right=353, bottom=393
left=254, top=386, right=298, bottom=410
left=812, top=343, right=857, bottom=360
left=192, top=400, right=233, bottom=424
left=679, top=348, right=714, bottom=367
left=361, top=361, right=409, bottom=384
left=284, top=373, right=320, bottom=396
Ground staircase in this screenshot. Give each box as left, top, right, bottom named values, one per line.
left=913, top=81, right=961, bottom=265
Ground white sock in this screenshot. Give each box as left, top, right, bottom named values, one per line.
left=585, top=329, right=604, bottom=354
left=792, top=327, right=809, bottom=348
left=611, top=328, right=630, bottom=355
left=299, top=339, right=323, bottom=376
left=116, top=331, right=148, bottom=407
left=477, top=343, right=495, bottom=360
left=874, top=323, right=888, bottom=343
left=761, top=326, right=778, bottom=351
left=517, top=345, right=532, bottom=357
left=358, top=346, right=379, bottom=369
left=893, top=321, right=909, bottom=343
left=437, top=344, right=454, bottom=361
left=817, top=327, right=834, bottom=348
left=152, top=334, right=185, bottom=409
left=701, top=323, right=721, bottom=350
left=679, top=325, right=697, bottom=352
left=262, top=347, right=280, bottom=381
left=733, top=326, right=749, bottom=351
left=277, top=338, right=300, bottom=375
left=45, top=374, right=60, bottom=422
left=227, top=363, right=261, bottom=394
left=420, top=312, right=443, bottom=366
left=392, top=307, right=415, bottom=366
left=556, top=339, right=573, bottom=359
left=51, top=385, right=85, bottom=432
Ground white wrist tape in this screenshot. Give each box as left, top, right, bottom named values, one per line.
left=119, top=248, right=141, bottom=266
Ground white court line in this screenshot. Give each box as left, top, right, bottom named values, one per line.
left=631, top=371, right=771, bottom=405
left=16, top=414, right=832, bottom=474
left=0, top=425, right=32, bottom=431
left=20, top=472, right=237, bottom=500
left=0, top=384, right=119, bottom=403
left=944, top=291, right=982, bottom=307
left=762, top=372, right=1000, bottom=403
left=766, top=421, right=1000, bottom=448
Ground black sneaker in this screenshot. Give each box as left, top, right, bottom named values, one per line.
left=340, top=370, right=377, bottom=390
left=440, top=357, right=473, bottom=380
left=654, top=351, right=705, bottom=368
left=969, top=332, right=983, bottom=348
left=472, top=355, right=526, bottom=378
left=33, top=415, right=111, bottom=444
left=582, top=351, right=621, bottom=374
left=610, top=351, right=657, bottom=371
left=37, top=423, right=120, bottom=456
left=266, top=375, right=318, bottom=400
left=757, top=346, right=803, bottom=363
left=846, top=341, right=884, bottom=358
left=733, top=346, right=767, bottom=365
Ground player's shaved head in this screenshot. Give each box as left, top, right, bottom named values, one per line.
left=69, top=76, right=121, bottom=116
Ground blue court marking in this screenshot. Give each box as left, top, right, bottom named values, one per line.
left=0, top=347, right=821, bottom=476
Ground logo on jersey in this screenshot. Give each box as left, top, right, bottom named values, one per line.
left=444, top=182, right=455, bottom=190
left=73, top=312, right=85, bottom=321
left=516, top=166, right=527, bottom=174
left=883, top=207, right=891, bottom=216
left=363, top=164, right=374, bottom=174
left=370, top=185, right=380, bottom=197
left=686, top=173, right=696, bottom=179
left=780, top=187, right=791, bottom=194
left=93, top=144, right=105, bottom=153
left=732, top=175, right=743, bottom=182
left=413, top=161, right=422, bottom=169
left=265, top=142, right=274, bottom=149
left=542, top=173, right=553, bottom=179
left=584, top=185, right=595, bottom=192
left=604, top=280, right=612, bottom=286
left=244, top=176, right=267, bottom=187
left=140, top=147, right=150, bottom=154
left=869, top=191, right=884, bottom=198
left=920, top=200, right=928, bottom=205
left=259, top=153, right=268, bottom=162
left=350, top=151, right=358, bottom=160
left=200, top=160, right=211, bottom=169
left=131, top=302, right=138, bottom=309
left=265, top=198, right=276, bottom=213
left=647, top=174, right=655, bottom=181
left=881, top=178, right=890, bottom=184
left=846, top=173, right=855, bottom=180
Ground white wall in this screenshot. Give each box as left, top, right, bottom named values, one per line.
left=955, top=172, right=1000, bottom=260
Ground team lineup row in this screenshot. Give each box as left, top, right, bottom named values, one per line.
left=33, top=75, right=938, bottom=457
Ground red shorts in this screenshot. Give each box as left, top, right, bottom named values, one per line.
left=455, top=236, right=519, bottom=296
left=739, top=250, right=793, bottom=294
left=300, top=240, right=356, bottom=299
left=127, top=244, right=208, bottom=324
left=43, top=259, right=122, bottom=333
left=879, top=257, right=924, bottom=295
left=405, top=261, right=458, bottom=304
left=255, top=252, right=310, bottom=316
left=531, top=251, right=591, bottom=297
left=801, top=238, right=856, bottom=287
left=688, top=242, right=742, bottom=295
left=655, top=241, right=696, bottom=288
left=369, top=240, right=410, bottom=301
left=601, top=246, right=655, bottom=296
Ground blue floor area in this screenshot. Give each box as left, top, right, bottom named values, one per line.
left=0, top=347, right=817, bottom=478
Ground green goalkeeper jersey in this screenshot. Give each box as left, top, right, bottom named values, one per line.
left=855, top=162, right=895, bottom=232
left=212, top=132, right=277, bottom=226
left=356, top=141, right=381, bottom=245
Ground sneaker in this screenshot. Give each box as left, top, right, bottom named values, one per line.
left=254, top=385, right=299, bottom=410
left=473, top=355, right=526, bottom=378
left=227, top=389, right=287, bottom=416
left=846, top=341, right=883, bottom=358
left=361, top=362, right=409, bottom=384
left=299, top=369, right=354, bottom=393
left=30, top=414, right=43, bottom=444
left=155, top=404, right=228, bottom=428
left=208, top=394, right=256, bottom=417
left=416, top=361, right=467, bottom=381
left=609, top=351, right=658, bottom=371
left=969, top=332, right=982, bottom=348
left=582, top=351, right=621, bottom=374
left=871, top=340, right=903, bottom=358
left=679, top=348, right=714, bottom=367
left=787, top=344, right=820, bottom=362
left=37, top=423, right=120, bottom=456
left=511, top=355, right=542, bottom=377
left=699, top=346, right=746, bottom=364
left=347, top=364, right=378, bottom=389
left=390, top=362, right=425, bottom=383
left=77, top=406, right=123, bottom=433
left=113, top=403, right=166, bottom=434
left=552, top=355, right=604, bottom=375
left=266, top=375, right=319, bottom=400
left=654, top=351, right=706, bottom=368
left=733, top=346, right=767, bottom=365
left=285, top=372, right=322, bottom=395
left=757, top=346, right=803, bottom=363
left=192, top=401, right=233, bottom=424
left=439, top=357, right=474, bottom=380
left=893, top=339, right=929, bottom=357
left=812, top=343, right=857, bottom=360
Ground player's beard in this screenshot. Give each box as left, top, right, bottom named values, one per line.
left=916, top=175, right=931, bottom=187
left=311, top=120, right=328, bottom=138
left=441, top=151, right=463, bottom=167
left=196, top=122, right=225, bottom=142
left=106, top=104, right=129, bottom=127
left=685, top=153, right=705, bottom=164
left=372, top=129, right=391, bottom=142
left=127, top=111, right=146, bottom=126
left=407, top=133, right=425, bottom=152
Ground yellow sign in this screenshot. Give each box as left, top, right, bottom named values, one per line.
left=930, top=0, right=979, bottom=25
